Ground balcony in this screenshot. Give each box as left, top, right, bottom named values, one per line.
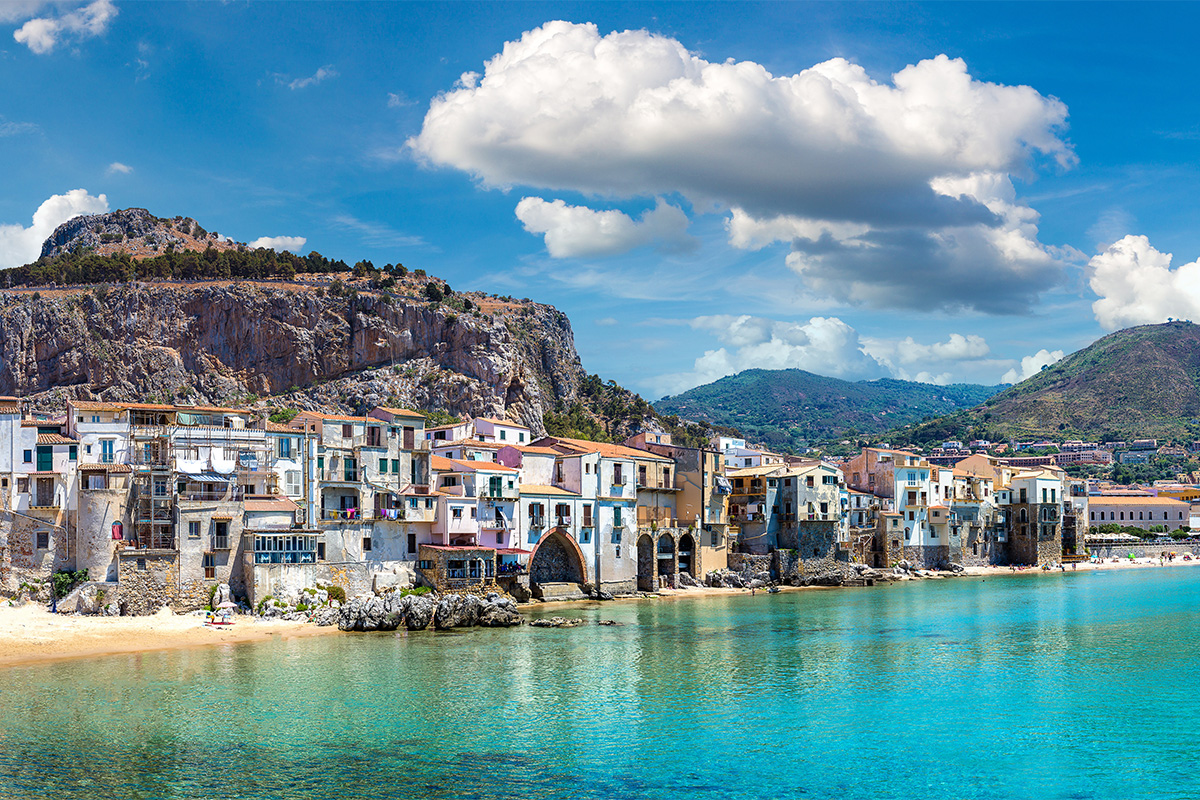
left=321, top=508, right=370, bottom=522
left=554, top=516, right=572, bottom=528
left=528, top=516, right=545, bottom=529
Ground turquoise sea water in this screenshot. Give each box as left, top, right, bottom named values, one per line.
left=1, top=568, right=1199, bottom=800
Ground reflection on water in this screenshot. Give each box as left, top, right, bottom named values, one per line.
left=2, top=568, right=1199, bottom=799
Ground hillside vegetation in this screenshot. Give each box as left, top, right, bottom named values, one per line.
left=654, top=368, right=1001, bottom=451
left=890, top=321, right=1200, bottom=445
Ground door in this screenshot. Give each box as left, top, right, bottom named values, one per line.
left=403, top=427, right=415, bottom=449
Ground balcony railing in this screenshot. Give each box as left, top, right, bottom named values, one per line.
left=529, top=516, right=545, bottom=528
left=555, top=516, right=571, bottom=528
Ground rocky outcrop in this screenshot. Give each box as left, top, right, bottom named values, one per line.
left=0, top=281, right=589, bottom=431
left=39, top=209, right=245, bottom=261
left=335, top=591, right=522, bottom=632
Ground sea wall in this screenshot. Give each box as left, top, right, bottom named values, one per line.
left=1087, top=541, right=1200, bottom=559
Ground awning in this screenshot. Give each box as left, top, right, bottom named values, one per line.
left=715, top=476, right=733, bottom=494
left=189, top=471, right=233, bottom=483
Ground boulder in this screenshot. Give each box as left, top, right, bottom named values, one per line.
left=212, top=583, right=232, bottom=608
left=434, top=593, right=483, bottom=629
left=678, top=572, right=700, bottom=588
left=313, top=607, right=339, bottom=627
left=478, top=599, right=524, bottom=627
left=530, top=616, right=584, bottom=628
left=405, top=595, right=436, bottom=630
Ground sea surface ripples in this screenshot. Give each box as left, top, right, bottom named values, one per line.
left=1, top=567, right=1198, bottom=799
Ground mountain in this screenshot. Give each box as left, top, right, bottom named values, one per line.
left=0, top=209, right=722, bottom=445
left=39, top=208, right=248, bottom=261
left=654, top=368, right=1002, bottom=450
left=891, top=321, right=1200, bottom=445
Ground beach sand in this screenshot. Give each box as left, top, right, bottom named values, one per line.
left=5, top=554, right=1200, bottom=668
left=0, top=604, right=341, bottom=669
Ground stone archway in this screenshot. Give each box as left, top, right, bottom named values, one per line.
left=656, top=532, right=676, bottom=587
left=678, top=532, right=696, bottom=577
left=636, top=534, right=655, bottom=591
left=529, top=529, right=587, bottom=587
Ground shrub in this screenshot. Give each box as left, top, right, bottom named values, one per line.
left=423, top=282, right=444, bottom=303
left=207, top=584, right=219, bottom=611
left=320, top=584, right=347, bottom=604
left=399, top=586, right=431, bottom=597
left=256, top=595, right=274, bottom=616
left=52, top=569, right=88, bottom=599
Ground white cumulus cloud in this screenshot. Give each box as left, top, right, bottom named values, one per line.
left=410, top=21, right=1073, bottom=312
left=12, top=0, right=116, bottom=54
left=250, top=235, right=307, bottom=253
left=1088, top=235, right=1200, bottom=330
left=515, top=197, right=692, bottom=258
left=0, top=189, right=109, bottom=268
left=651, top=314, right=995, bottom=397
left=1000, top=349, right=1064, bottom=384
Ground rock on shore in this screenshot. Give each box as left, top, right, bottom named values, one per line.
left=333, top=592, right=522, bottom=632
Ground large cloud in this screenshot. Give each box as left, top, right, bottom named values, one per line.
left=0, top=189, right=109, bottom=268
left=410, top=21, right=1073, bottom=310
left=515, top=197, right=692, bottom=257
left=250, top=235, right=307, bottom=253
left=12, top=0, right=116, bottom=54
left=651, top=314, right=998, bottom=397
left=1000, top=349, right=1064, bottom=384
left=1089, top=235, right=1200, bottom=330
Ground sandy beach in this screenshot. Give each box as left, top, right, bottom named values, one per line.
left=0, top=604, right=341, bottom=669
left=4, top=554, right=1199, bottom=669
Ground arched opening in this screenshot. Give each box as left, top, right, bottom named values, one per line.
left=636, top=534, right=655, bottom=591
left=529, top=530, right=586, bottom=588
left=678, top=532, right=695, bottom=577
left=656, top=532, right=676, bottom=587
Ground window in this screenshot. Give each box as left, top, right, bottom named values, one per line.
left=417, top=559, right=434, bottom=571
left=362, top=536, right=372, bottom=552
left=342, top=423, right=353, bottom=438
left=613, top=463, right=624, bottom=485
left=711, top=530, right=719, bottom=547
left=663, top=467, right=670, bottom=486
left=585, top=463, right=591, bottom=474
left=285, top=470, right=301, bottom=496
left=343, top=457, right=357, bottom=482
left=213, top=521, right=229, bottom=549
left=806, top=476, right=814, bottom=488
left=35, top=530, right=49, bottom=549
left=470, top=507, right=477, bottom=519
left=582, top=504, right=593, bottom=527
left=615, top=545, right=621, bottom=558
left=203, top=553, right=216, bottom=579
left=500, top=430, right=507, bottom=441
left=317, top=456, right=325, bottom=471
left=496, top=531, right=503, bottom=545
left=580, top=527, right=591, bottom=543
left=69, top=445, right=77, bottom=461
left=639, top=465, right=648, bottom=486
left=188, top=521, right=201, bottom=538
left=519, top=432, right=525, bottom=443
left=154, top=479, right=168, bottom=497
left=379, top=458, right=388, bottom=473
left=452, top=507, right=463, bottom=519
left=823, top=475, right=838, bottom=485
left=407, top=533, right=417, bottom=554
left=614, top=506, right=624, bottom=528
left=22, top=449, right=31, bottom=463
left=820, top=502, right=828, bottom=514
left=278, top=438, right=292, bottom=458
left=317, top=542, right=326, bottom=561
left=391, top=459, right=399, bottom=473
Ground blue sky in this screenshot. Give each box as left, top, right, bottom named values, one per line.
left=4, top=2, right=1200, bottom=400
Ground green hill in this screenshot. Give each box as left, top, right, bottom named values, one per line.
left=891, top=321, right=1200, bottom=445
left=653, top=369, right=1002, bottom=451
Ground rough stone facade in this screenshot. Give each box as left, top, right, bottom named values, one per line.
left=76, top=487, right=130, bottom=582
left=900, top=545, right=951, bottom=569
left=1087, top=540, right=1200, bottom=559
left=1007, top=502, right=1062, bottom=565
left=247, top=560, right=373, bottom=606
left=0, top=509, right=69, bottom=595
left=117, top=550, right=180, bottom=614
left=529, top=533, right=584, bottom=586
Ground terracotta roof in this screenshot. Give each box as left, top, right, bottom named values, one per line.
left=519, top=484, right=580, bottom=497
left=244, top=497, right=300, bottom=512
left=79, top=462, right=132, bottom=472
left=0, top=404, right=21, bottom=414
left=294, top=410, right=376, bottom=423
left=68, top=400, right=125, bottom=411
left=726, top=464, right=787, bottom=478
left=538, top=435, right=672, bottom=462
left=374, top=407, right=426, bottom=419
left=264, top=421, right=302, bottom=433
left=123, top=403, right=179, bottom=411
left=37, top=433, right=75, bottom=445
left=431, top=455, right=517, bottom=473
left=515, top=445, right=559, bottom=455
left=1090, top=496, right=1190, bottom=506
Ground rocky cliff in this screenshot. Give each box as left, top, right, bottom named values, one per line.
left=39, top=208, right=246, bottom=261
left=0, top=280, right=585, bottom=432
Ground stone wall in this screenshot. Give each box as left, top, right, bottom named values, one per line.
left=117, top=550, right=180, bottom=615
left=900, top=545, right=951, bottom=569
left=1087, top=540, right=1200, bottom=560
left=0, top=509, right=69, bottom=596
left=248, top=560, right=373, bottom=606
left=727, top=552, right=773, bottom=577
left=529, top=534, right=584, bottom=585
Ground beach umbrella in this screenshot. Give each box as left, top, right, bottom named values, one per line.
left=217, top=601, right=238, bottom=609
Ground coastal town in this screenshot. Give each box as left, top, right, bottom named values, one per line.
left=1, top=395, right=1196, bottom=621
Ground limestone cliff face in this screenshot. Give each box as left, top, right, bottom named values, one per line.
left=0, top=282, right=586, bottom=432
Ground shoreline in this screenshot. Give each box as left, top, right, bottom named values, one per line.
left=4, top=554, right=1198, bottom=669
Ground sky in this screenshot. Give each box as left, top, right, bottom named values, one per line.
left=4, top=2, right=1200, bottom=401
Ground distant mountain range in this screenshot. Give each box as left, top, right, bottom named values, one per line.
left=654, top=369, right=1003, bottom=450
left=892, top=321, right=1200, bottom=445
